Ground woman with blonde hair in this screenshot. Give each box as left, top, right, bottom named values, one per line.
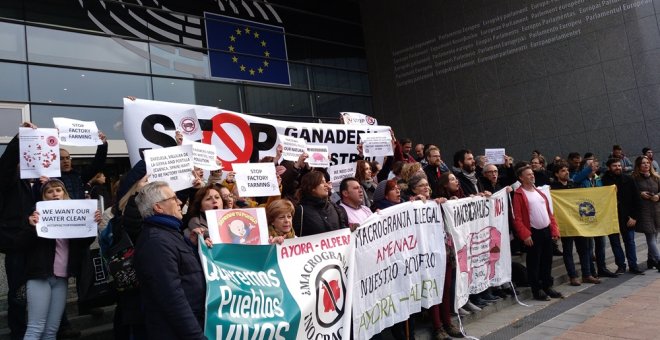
left=25, top=180, right=99, bottom=339
left=266, top=199, right=296, bottom=243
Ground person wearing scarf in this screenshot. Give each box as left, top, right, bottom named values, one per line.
left=134, top=181, right=206, bottom=340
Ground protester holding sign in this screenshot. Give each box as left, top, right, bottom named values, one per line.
left=25, top=179, right=99, bottom=339
left=134, top=181, right=206, bottom=339
left=293, top=171, right=348, bottom=236
left=355, top=160, right=377, bottom=207
left=184, top=184, right=222, bottom=248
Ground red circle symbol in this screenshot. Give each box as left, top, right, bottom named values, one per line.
left=202, top=112, right=252, bottom=170
left=46, top=136, right=58, bottom=147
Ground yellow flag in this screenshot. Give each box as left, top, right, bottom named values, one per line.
left=550, top=186, right=619, bottom=237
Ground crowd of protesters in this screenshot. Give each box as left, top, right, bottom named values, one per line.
left=1, top=121, right=658, bottom=340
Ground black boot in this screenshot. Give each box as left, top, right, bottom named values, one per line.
left=648, top=257, right=656, bottom=270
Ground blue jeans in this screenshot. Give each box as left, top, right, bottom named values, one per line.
left=24, top=277, right=68, bottom=340
left=561, top=236, right=593, bottom=277
left=594, top=234, right=626, bottom=271
left=645, top=232, right=660, bottom=262
left=620, top=226, right=638, bottom=270
left=5, top=252, right=27, bottom=340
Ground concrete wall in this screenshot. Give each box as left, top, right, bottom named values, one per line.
left=361, top=0, right=659, bottom=162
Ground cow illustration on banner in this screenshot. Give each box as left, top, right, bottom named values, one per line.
left=198, top=228, right=354, bottom=340
left=122, top=98, right=390, bottom=169
left=441, top=189, right=511, bottom=310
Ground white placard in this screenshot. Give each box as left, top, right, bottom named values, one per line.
left=360, top=132, right=393, bottom=157
left=19, top=127, right=61, bottom=179
left=485, top=148, right=506, bottom=165
left=36, top=200, right=98, bottom=239
left=205, top=208, right=269, bottom=245
left=328, top=162, right=358, bottom=186
left=52, top=117, right=102, bottom=146
left=340, top=111, right=378, bottom=125
left=304, top=144, right=330, bottom=168
left=173, top=108, right=203, bottom=141
left=278, top=134, right=307, bottom=161
left=144, top=145, right=195, bottom=192
left=191, top=142, right=220, bottom=170
left=231, top=162, right=280, bottom=197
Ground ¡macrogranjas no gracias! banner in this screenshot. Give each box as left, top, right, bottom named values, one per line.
left=198, top=228, right=354, bottom=340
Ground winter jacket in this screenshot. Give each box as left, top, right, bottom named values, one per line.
left=601, top=171, right=641, bottom=226
left=135, top=215, right=205, bottom=340
left=633, top=174, right=659, bottom=234
left=0, top=134, right=36, bottom=252
left=293, top=195, right=348, bottom=237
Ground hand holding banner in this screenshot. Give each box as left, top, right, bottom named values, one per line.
left=53, top=117, right=102, bottom=146
left=36, top=200, right=98, bottom=239
left=19, top=127, right=61, bottom=179
left=232, top=162, right=280, bottom=197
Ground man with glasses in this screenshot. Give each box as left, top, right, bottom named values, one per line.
left=134, top=181, right=206, bottom=339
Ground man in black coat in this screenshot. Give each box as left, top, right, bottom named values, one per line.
left=134, top=181, right=206, bottom=339
left=453, top=149, right=488, bottom=196
left=0, top=122, right=39, bottom=340
left=601, top=158, right=644, bottom=275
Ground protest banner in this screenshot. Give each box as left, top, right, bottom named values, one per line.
left=485, top=148, right=505, bottom=165
left=173, top=108, right=204, bottom=141
left=550, top=186, right=619, bottom=237
left=198, top=228, right=354, bottom=340
left=441, top=189, right=511, bottom=310
left=190, top=142, right=221, bottom=170
left=144, top=145, right=194, bottom=192
left=205, top=208, right=268, bottom=245
left=352, top=201, right=445, bottom=340
left=123, top=99, right=390, bottom=169
left=278, top=134, right=307, bottom=162
left=19, top=127, right=61, bottom=179
left=360, top=132, right=393, bottom=157
left=232, top=162, right=280, bottom=197
left=52, top=117, right=102, bottom=146
left=304, top=145, right=330, bottom=168
left=36, top=200, right=97, bottom=239
left=339, top=112, right=378, bottom=125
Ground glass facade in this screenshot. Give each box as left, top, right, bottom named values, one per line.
left=0, top=0, right=372, bottom=153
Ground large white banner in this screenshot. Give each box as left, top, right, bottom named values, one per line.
left=352, top=201, right=446, bottom=340
left=441, top=189, right=511, bottom=310
left=123, top=99, right=390, bottom=169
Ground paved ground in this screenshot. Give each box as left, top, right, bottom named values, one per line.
left=465, top=271, right=660, bottom=340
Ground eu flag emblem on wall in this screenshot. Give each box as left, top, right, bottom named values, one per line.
left=205, top=13, right=290, bottom=86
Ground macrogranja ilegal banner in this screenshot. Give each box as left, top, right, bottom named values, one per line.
left=198, top=228, right=354, bottom=340
left=352, top=201, right=446, bottom=340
